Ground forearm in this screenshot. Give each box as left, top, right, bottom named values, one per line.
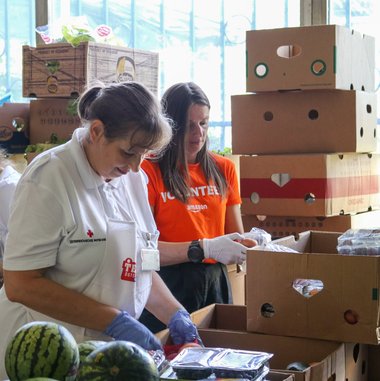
left=144, top=271, right=183, bottom=325
left=158, top=241, right=192, bottom=266
left=4, top=269, right=118, bottom=332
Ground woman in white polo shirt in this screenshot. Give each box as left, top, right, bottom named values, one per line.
left=0, top=82, right=201, bottom=379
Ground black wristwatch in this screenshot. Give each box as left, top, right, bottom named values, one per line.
left=187, top=240, right=205, bottom=263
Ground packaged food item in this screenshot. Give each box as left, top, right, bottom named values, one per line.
left=243, top=228, right=272, bottom=246
left=337, top=228, right=380, bottom=255
left=169, top=347, right=273, bottom=380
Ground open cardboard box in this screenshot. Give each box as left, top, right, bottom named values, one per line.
left=246, top=231, right=380, bottom=345
left=242, top=210, right=380, bottom=239
left=157, top=304, right=367, bottom=381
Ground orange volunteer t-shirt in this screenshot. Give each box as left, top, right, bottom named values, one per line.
left=141, top=153, right=241, bottom=242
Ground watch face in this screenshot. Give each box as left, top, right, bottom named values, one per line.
left=188, top=243, right=204, bottom=263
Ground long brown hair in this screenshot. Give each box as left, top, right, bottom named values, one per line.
left=156, top=82, right=227, bottom=203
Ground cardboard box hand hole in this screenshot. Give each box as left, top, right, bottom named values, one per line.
left=261, top=302, right=275, bottom=318
left=292, top=278, right=324, bottom=298
left=344, top=309, right=359, bottom=325
left=276, top=44, right=302, bottom=59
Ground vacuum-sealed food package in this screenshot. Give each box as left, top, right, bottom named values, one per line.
left=170, top=347, right=273, bottom=380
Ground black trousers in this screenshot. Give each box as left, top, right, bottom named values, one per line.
left=139, top=262, right=232, bottom=333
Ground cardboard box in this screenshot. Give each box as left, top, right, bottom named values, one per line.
left=0, top=103, right=30, bottom=153
left=246, top=24, right=375, bottom=92
left=246, top=231, right=380, bottom=344
left=23, top=42, right=158, bottom=98
left=157, top=304, right=367, bottom=381
left=240, top=153, right=380, bottom=217
left=231, top=90, right=377, bottom=155
left=242, top=210, right=380, bottom=239
left=227, top=264, right=245, bottom=305
left=29, top=98, right=80, bottom=144
left=192, top=305, right=347, bottom=381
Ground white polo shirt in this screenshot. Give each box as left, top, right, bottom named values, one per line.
left=3, top=128, right=156, bottom=291
left=0, top=165, right=21, bottom=259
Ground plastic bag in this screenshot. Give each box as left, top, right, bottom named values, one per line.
left=337, top=228, right=380, bottom=256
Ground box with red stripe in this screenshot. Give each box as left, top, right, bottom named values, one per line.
left=240, top=153, right=380, bottom=217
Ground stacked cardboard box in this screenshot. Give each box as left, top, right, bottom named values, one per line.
left=220, top=24, right=379, bottom=380
left=233, top=24, right=379, bottom=238
left=22, top=41, right=159, bottom=162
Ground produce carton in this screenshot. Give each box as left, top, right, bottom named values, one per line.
left=195, top=304, right=367, bottom=381
left=29, top=98, right=80, bottom=144
left=231, top=90, right=377, bottom=155
left=246, top=230, right=380, bottom=345
left=246, top=24, right=375, bottom=92
left=23, top=42, right=158, bottom=98
left=240, top=153, right=380, bottom=217
left=242, top=210, right=380, bottom=239
left=0, top=103, right=29, bottom=153
left=157, top=304, right=367, bottom=381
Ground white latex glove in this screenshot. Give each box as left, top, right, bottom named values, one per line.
left=203, top=233, right=247, bottom=265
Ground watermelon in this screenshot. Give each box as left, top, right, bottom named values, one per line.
left=4, top=321, right=79, bottom=381
left=77, top=341, right=159, bottom=381
left=78, top=340, right=107, bottom=364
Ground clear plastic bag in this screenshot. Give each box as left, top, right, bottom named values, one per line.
left=337, top=228, right=380, bottom=256
left=243, top=227, right=272, bottom=246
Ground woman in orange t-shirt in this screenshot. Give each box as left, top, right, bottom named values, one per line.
left=139, top=82, right=256, bottom=333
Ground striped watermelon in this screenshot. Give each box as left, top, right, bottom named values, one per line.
left=4, top=321, right=79, bottom=381
left=78, top=340, right=107, bottom=364
left=77, top=341, right=159, bottom=381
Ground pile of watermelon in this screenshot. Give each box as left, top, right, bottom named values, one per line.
left=4, top=321, right=159, bottom=381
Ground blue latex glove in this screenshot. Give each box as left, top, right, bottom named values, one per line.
left=168, top=309, right=203, bottom=346
left=104, top=311, right=162, bottom=351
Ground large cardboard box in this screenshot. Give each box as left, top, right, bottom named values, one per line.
left=23, top=42, right=158, bottom=98
left=191, top=304, right=367, bottom=381
left=231, top=90, right=377, bottom=155
left=246, top=24, right=375, bottom=92
left=156, top=304, right=367, bottom=381
left=246, top=231, right=380, bottom=344
left=242, top=210, right=380, bottom=239
left=240, top=153, right=380, bottom=217
left=29, top=98, right=80, bottom=144
left=0, top=103, right=29, bottom=153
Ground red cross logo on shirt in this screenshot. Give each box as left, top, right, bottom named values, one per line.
left=87, top=229, right=94, bottom=238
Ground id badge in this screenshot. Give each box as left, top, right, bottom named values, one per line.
left=141, top=248, right=160, bottom=271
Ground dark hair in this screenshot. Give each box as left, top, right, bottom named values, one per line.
left=77, top=81, right=172, bottom=153
left=157, top=82, right=227, bottom=203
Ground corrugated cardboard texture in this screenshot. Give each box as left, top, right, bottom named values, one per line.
left=239, top=153, right=380, bottom=217
left=23, top=42, right=158, bottom=97
left=29, top=98, right=80, bottom=144
left=246, top=24, right=375, bottom=92
left=231, top=90, right=377, bottom=155
left=246, top=231, right=380, bottom=344
left=242, top=210, right=380, bottom=239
